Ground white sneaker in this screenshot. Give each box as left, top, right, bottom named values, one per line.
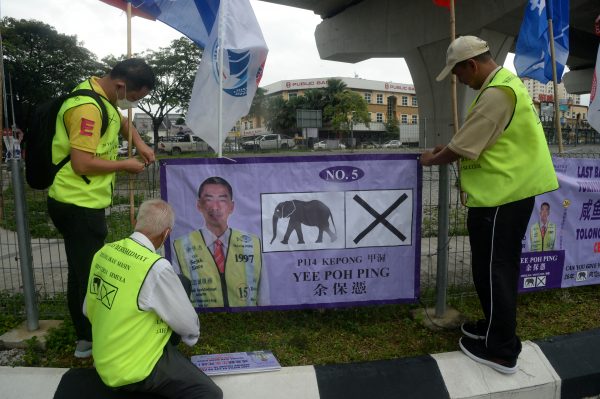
left=74, top=340, right=92, bottom=358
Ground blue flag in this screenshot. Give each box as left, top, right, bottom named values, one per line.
left=514, top=0, right=569, bottom=84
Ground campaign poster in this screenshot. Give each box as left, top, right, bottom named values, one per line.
left=161, top=154, right=421, bottom=312
left=520, top=157, right=600, bottom=292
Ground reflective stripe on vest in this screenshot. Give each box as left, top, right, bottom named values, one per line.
left=49, top=79, right=121, bottom=209
left=173, top=229, right=262, bottom=308
left=86, top=238, right=169, bottom=387
left=460, top=68, right=559, bottom=207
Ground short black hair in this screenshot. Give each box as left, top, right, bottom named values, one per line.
left=541, top=202, right=550, bottom=210
left=198, top=177, right=233, bottom=199
left=110, top=58, right=155, bottom=91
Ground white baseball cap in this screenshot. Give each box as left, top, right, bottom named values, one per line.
left=436, top=36, right=490, bottom=81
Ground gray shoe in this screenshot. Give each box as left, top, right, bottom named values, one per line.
left=74, top=340, right=92, bottom=358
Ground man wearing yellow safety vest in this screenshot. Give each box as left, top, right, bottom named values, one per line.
left=420, top=36, right=558, bottom=374
left=529, top=202, right=557, bottom=251
left=173, top=176, right=267, bottom=308
left=84, top=199, right=222, bottom=399
left=47, top=59, right=156, bottom=358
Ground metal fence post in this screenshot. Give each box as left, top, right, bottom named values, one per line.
left=10, top=158, right=39, bottom=331
left=435, top=164, right=450, bottom=318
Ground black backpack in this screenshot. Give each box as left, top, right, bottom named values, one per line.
left=24, top=89, right=108, bottom=190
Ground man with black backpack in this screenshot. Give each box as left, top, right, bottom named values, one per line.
left=47, top=58, right=156, bottom=358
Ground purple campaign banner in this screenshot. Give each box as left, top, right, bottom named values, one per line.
left=160, top=154, right=422, bottom=312
left=519, top=157, right=600, bottom=292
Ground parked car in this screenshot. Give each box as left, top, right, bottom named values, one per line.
left=360, top=141, right=381, bottom=149
left=241, top=134, right=296, bottom=151
left=313, top=140, right=346, bottom=150
left=382, top=139, right=403, bottom=148
left=157, top=133, right=208, bottom=155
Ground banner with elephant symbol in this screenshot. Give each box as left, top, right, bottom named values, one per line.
left=161, top=154, right=421, bottom=312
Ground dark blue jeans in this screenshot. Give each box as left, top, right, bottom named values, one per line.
left=48, top=197, right=107, bottom=342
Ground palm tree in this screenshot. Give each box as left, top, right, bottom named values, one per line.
left=324, top=78, right=347, bottom=104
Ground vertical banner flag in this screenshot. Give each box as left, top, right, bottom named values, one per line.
left=589, top=44, right=600, bottom=134
left=185, top=0, right=268, bottom=152
left=514, top=0, right=570, bottom=84
left=98, top=0, right=268, bottom=152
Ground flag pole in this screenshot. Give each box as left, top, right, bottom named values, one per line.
left=126, top=1, right=136, bottom=226
left=448, top=0, right=467, bottom=206
left=547, top=9, right=564, bottom=154
left=217, top=0, right=225, bottom=158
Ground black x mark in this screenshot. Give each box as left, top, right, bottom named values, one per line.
left=353, top=193, right=408, bottom=244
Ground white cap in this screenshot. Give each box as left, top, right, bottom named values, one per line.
left=436, top=36, right=490, bottom=81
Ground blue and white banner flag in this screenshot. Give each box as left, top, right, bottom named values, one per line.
left=185, top=0, right=268, bottom=152
left=589, top=44, right=600, bottom=134
left=514, top=0, right=569, bottom=84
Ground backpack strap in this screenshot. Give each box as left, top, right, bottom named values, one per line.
left=57, top=87, right=114, bottom=184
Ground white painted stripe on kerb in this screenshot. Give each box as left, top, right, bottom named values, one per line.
left=432, top=341, right=561, bottom=399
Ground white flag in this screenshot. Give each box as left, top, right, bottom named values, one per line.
left=589, top=44, right=600, bottom=134
left=186, top=0, right=268, bottom=152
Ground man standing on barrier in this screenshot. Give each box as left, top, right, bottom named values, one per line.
left=47, top=59, right=156, bottom=358
left=420, top=36, right=558, bottom=373
left=84, top=199, right=222, bottom=399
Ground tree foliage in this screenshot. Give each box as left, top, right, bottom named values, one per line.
left=324, top=90, right=369, bottom=138
left=1, top=17, right=104, bottom=128
left=137, top=38, right=202, bottom=147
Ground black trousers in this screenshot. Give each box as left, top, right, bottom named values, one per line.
left=467, top=196, right=535, bottom=360
left=48, top=197, right=107, bottom=342
left=120, top=342, right=223, bottom=399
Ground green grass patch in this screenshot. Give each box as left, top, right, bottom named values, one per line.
left=3, top=285, right=598, bottom=368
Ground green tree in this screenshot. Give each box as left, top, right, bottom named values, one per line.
left=1, top=17, right=103, bottom=127
left=323, top=78, right=347, bottom=105
left=248, top=87, right=267, bottom=128
left=324, top=91, right=369, bottom=146
left=137, top=37, right=202, bottom=148
left=264, top=96, right=303, bottom=134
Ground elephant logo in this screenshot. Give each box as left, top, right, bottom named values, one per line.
left=270, top=199, right=337, bottom=245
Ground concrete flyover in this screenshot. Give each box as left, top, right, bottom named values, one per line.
left=260, top=0, right=598, bottom=145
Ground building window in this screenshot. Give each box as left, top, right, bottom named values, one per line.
left=401, top=115, right=408, bottom=124
left=376, top=94, right=383, bottom=104
left=402, top=96, right=408, bottom=106
left=376, top=113, right=383, bottom=122
left=249, top=120, right=254, bottom=129
left=412, top=115, right=418, bottom=124
left=244, top=121, right=248, bottom=130
left=412, top=97, right=418, bottom=106
left=364, top=93, right=371, bottom=103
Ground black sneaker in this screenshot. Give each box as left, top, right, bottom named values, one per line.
left=459, top=337, right=518, bottom=374
left=461, top=320, right=487, bottom=340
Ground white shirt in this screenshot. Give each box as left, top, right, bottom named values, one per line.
left=83, top=232, right=200, bottom=346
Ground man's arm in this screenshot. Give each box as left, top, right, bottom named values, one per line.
left=139, top=259, right=200, bottom=346
left=119, top=117, right=155, bottom=164
left=71, top=148, right=146, bottom=175
left=420, top=145, right=461, bottom=166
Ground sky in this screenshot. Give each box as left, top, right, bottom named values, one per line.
left=1, top=0, right=415, bottom=86
left=1, top=0, right=589, bottom=105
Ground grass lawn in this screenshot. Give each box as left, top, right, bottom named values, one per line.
left=3, top=285, right=599, bottom=368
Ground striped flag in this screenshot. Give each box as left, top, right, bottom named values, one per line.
left=588, top=44, right=600, bottom=134
left=514, top=0, right=569, bottom=84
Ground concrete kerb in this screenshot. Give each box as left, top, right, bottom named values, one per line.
left=1, top=329, right=600, bottom=399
